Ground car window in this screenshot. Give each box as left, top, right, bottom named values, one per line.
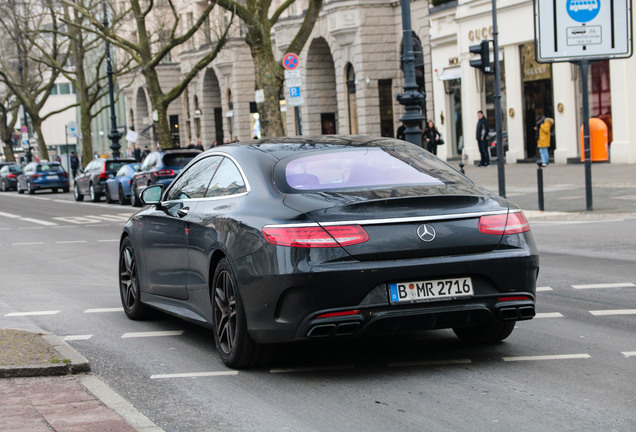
left=0, top=166, right=6, bottom=174
left=86, top=161, right=99, bottom=171
left=205, top=158, right=247, bottom=198
left=106, top=160, right=132, bottom=172
left=162, top=153, right=198, bottom=168
left=142, top=152, right=160, bottom=169
left=37, top=164, right=63, bottom=173
left=164, top=156, right=223, bottom=201
left=9, top=165, right=21, bottom=173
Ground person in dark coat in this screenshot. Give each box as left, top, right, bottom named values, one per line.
left=476, top=110, right=489, bottom=167
left=70, top=151, right=80, bottom=179
left=133, top=145, right=141, bottom=162
left=423, top=120, right=441, bottom=155
left=396, top=122, right=406, bottom=140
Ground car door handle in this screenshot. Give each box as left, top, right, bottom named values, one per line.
left=177, top=207, right=189, bottom=218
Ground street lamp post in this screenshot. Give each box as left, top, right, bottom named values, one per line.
left=103, top=0, right=121, bottom=159
left=396, top=0, right=424, bottom=147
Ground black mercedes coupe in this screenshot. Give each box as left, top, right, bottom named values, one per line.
left=119, top=136, right=539, bottom=368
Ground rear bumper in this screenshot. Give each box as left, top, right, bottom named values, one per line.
left=33, top=180, right=69, bottom=189
left=236, top=245, right=539, bottom=344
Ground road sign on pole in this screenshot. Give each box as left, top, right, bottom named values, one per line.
left=534, top=0, right=633, bottom=62
left=282, top=53, right=300, bottom=70
left=67, top=121, right=78, bottom=138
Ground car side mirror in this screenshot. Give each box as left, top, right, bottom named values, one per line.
left=140, top=184, right=164, bottom=206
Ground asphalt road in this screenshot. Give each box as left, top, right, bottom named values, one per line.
left=0, top=191, right=634, bottom=431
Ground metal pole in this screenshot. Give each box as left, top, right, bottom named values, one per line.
left=65, top=125, right=70, bottom=175
left=580, top=60, right=593, bottom=211
left=103, top=0, right=121, bottom=159
left=537, top=163, right=544, bottom=211
left=491, top=0, right=506, bottom=198
left=295, top=106, right=302, bottom=135
left=16, top=20, right=32, bottom=164
left=396, top=0, right=424, bottom=147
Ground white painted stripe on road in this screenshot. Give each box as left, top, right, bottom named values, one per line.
left=0, top=211, right=21, bottom=218
left=63, top=334, right=93, bottom=341
left=85, top=307, right=122, bottom=313
left=5, top=310, right=60, bottom=317
left=56, top=240, right=88, bottom=244
left=121, top=330, right=184, bottom=338
left=97, top=239, right=120, bottom=243
left=150, top=371, right=238, bottom=379
left=535, top=312, right=564, bottom=318
left=270, top=365, right=355, bottom=373
left=622, top=351, right=636, bottom=357
left=18, top=227, right=44, bottom=230
left=21, top=217, right=57, bottom=226
left=12, top=242, right=44, bottom=246
left=573, top=282, right=635, bottom=289
left=94, top=215, right=130, bottom=222
left=389, top=359, right=472, bottom=368
left=536, top=286, right=553, bottom=292
left=590, top=309, right=636, bottom=316
left=503, top=354, right=590, bottom=362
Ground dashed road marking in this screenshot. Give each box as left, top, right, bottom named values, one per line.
left=0, top=211, right=21, bottom=219
left=22, top=217, right=57, bottom=226
left=56, top=240, right=88, bottom=244
left=12, top=242, right=44, bottom=246
left=535, top=312, right=564, bottom=318
left=63, top=334, right=93, bottom=341
left=503, top=354, right=590, bottom=362
left=536, top=286, right=553, bottom=292
left=97, top=239, right=120, bottom=243
left=4, top=310, right=60, bottom=317
left=622, top=351, right=636, bottom=357
left=590, top=309, right=636, bottom=316
left=573, top=282, right=635, bottom=289
left=84, top=308, right=122, bottom=313
left=389, top=359, right=472, bottom=368
left=121, top=330, right=184, bottom=338
left=270, top=365, right=355, bottom=373
left=150, top=371, right=238, bottom=379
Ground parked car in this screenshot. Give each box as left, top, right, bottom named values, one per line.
left=0, top=163, right=22, bottom=191
left=118, top=136, right=539, bottom=369
left=487, top=131, right=509, bottom=158
left=17, top=161, right=69, bottom=194
left=74, top=158, right=137, bottom=202
left=129, top=149, right=201, bottom=207
left=104, top=162, right=141, bottom=205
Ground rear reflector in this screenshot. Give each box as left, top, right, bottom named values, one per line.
left=262, top=225, right=369, bottom=248
left=317, top=309, right=360, bottom=319
left=479, top=212, right=530, bottom=235
left=154, top=169, right=175, bottom=177
left=497, top=296, right=531, bottom=302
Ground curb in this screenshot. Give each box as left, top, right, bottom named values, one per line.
left=0, top=329, right=91, bottom=378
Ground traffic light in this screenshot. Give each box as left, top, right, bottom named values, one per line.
left=469, top=40, right=491, bottom=73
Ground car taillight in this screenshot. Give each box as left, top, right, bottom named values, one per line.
left=154, top=169, right=175, bottom=177
left=497, top=296, right=531, bottom=302
left=479, top=212, right=530, bottom=235
left=8, top=173, right=17, bottom=179
left=98, top=172, right=110, bottom=180
left=60, top=172, right=68, bottom=178
left=262, top=224, right=369, bottom=248
left=31, top=174, right=41, bottom=179
left=317, top=309, right=361, bottom=319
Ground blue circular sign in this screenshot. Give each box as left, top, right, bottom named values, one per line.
left=567, top=0, right=601, bottom=23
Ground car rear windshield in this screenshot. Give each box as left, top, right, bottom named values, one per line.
left=162, top=154, right=197, bottom=168
left=283, top=147, right=463, bottom=192
left=37, top=164, right=63, bottom=173
left=9, top=165, right=21, bottom=173
left=106, top=161, right=133, bottom=172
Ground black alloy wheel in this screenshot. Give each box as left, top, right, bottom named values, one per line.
left=212, top=258, right=265, bottom=369
left=27, top=181, right=35, bottom=194
left=89, top=183, right=100, bottom=202
left=118, top=185, right=127, bottom=205
left=73, top=183, right=84, bottom=201
left=119, top=238, right=150, bottom=320
left=130, top=185, right=141, bottom=207
left=453, top=321, right=516, bottom=344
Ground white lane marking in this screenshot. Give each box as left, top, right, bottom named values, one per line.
left=52, top=216, right=104, bottom=224
left=52, top=225, right=75, bottom=229
left=121, top=330, right=184, bottom=338
left=93, top=215, right=130, bottom=222
left=12, top=242, right=44, bottom=246
left=536, top=286, right=553, bottom=292
left=535, top=312, right=564, bottom=318
left=22, top=217, right=57, bottom=226
left=97, top=239, right=120, bottom=243
left=0, top=211, right=21, bottom=218
left=573, top=282, right=635, bottom=289
left=389, top=359, right=472, bottom=368
left=622, top=351, right=636, bottom=357
left=5, top=310, right=60, bottom=317
left=150, top=371, right=238, bottom=379
left=63, top=334, right=93, bottom=341
left=270, top=365, right=355, bottom=373
left=85, top=308, right=123, bottom=313
left=503, top=354, right=591, bottom=362
left=56, top=240, right=88, bottom=244
left=18, top=227, right=44, bottom=230
left=590, top=309, right=636, bottom=316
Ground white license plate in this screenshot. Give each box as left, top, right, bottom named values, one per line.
left=46, top=175, right=58, bottom=180
left=389, top=277, right=473, bottom=304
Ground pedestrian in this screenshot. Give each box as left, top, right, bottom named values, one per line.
left=195, top=139, right=204, bottom=150
left=141, top=146, right=150, bottom=160
left=396, top=122, right=406, bottom=140
left=423, top=120, right=441, bottom=155
left=233, top=136, right=239, bottom=143
left=537, top=117, right=554, bottom=167
left=476, top=110, right=489, bottom=167
left=70, top=151, right=80, bottom=179
left=133, top=145, right=141, bottom=162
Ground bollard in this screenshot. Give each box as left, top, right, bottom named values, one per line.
left=536, top=161, right=544, bottom=211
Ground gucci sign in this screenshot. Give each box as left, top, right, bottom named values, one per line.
left=468, top=26, right=494, bottom=42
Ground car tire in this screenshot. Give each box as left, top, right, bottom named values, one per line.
left=27, top=182, right=35, bottom=194
left=89, top=183, right=100, bottom=202
left=0, top=180, right=6, bottom=192
left=453, top=321, right=516, bottom=345
left=62, top=187, right=69, bottom=193
left=17, top=182, right=24, bottom=194
left=52, top=188, right=58, bottom=193
left=105, top=186, right=114, bottom=203
left=118, top=186, right=128, bottom=205
left=119, top=237, right=151, bottom=320
left=130, top=186, right=141, bottom=207
left=73, top=183, right=84, bottom=201
left=212, top=258, right=267, bottom=369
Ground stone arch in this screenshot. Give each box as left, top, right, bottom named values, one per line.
left=305, top=37, right=337, bottom=135
left=201, top=68, right=223, bottom=146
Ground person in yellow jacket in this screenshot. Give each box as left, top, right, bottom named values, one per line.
left=537, top=117, right=553, bottom=167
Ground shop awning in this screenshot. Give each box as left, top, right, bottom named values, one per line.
left=438, top=67, right=461, bottom=81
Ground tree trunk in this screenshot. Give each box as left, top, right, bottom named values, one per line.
left=154, top=103, right=172, bottom=149
left=143, top=68, right=173, bottom=149
left=2, top=140, right=15, bottom=162
left=79, top=89, right=93, bottom=168
left=30, top=117, right=49, bottom=161
left=251, top=45, right=285, bottom=137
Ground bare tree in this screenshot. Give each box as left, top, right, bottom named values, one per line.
left=214, top=0, right=323, bottom=137
left=63, top=0, right=232, bottom=149
left=0, top=0, right=72, bottom=161
left=0, top=91, right=20, bottom=163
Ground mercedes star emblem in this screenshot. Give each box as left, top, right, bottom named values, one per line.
left=417, top=224, right=436, bottom=242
